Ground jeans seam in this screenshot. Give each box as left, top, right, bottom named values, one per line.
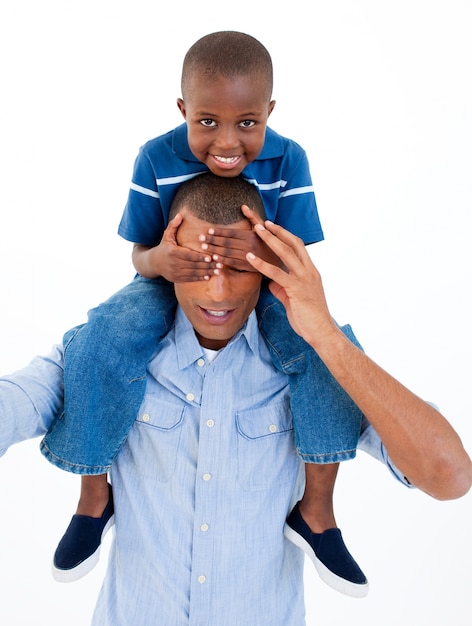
left=40, top=441, right=113, bottom=474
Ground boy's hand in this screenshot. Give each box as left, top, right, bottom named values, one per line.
left=198, top=205, right=281, bottom=273
left=133, top=214, right=216, bottom=282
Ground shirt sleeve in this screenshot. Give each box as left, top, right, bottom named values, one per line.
left=276, top=150, right=324, bottom=245
left=358, top=416, right=414, bottom=488
left=117, top=146, right=166, bottom=246
left=0, top=345, right=64, bottom=456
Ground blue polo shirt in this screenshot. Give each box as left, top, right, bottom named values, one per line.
left=118, top=124, right=324, bottom=246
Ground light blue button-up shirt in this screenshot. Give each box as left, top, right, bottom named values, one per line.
left=0, top=307, right=410, bottom=626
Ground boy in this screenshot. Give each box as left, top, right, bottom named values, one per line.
left=41, top=31, right=367, bottom=596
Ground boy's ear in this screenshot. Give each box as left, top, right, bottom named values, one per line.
left=268, top=100, right=276, bottom=116
left=177, top=98, right=186, bottom=119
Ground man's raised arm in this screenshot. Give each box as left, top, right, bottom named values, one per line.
left=247, top=220, right=472, bottom=501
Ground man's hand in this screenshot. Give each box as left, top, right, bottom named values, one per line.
left=246, top=220, right=338, bottom=345
left=198, top=205, right=282, bottom=274
left=133, top=214, right=217, bottom=282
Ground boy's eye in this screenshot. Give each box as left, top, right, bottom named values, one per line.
left=200, top=119, right=216, bottom=127
left=239, top=120, right=256, bottom=128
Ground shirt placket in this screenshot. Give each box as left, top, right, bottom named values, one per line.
left=188, top=357, right=225, bottom=626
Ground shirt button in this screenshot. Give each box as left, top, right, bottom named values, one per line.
left=206, top=419, right=215, bottom=428
left=186, top=392, right=195, bottom=401
left=142, top=413, right=150, bottom=422
left=203, top=473, right=211, bottom=481
left=197, top=358, right=205, bottom=367
left=269, top=424, right=278, bottom=433
left=200, top=523, right=209, bottom=532
left=198, top=575, right=206, bottom=584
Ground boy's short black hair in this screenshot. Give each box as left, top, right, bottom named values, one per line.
left=181, top=31, right=273, bottom=99
left=169, top=172, right=266, bottom=225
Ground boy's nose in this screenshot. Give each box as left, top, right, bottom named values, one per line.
left=215, top=126, right=239, bottom=151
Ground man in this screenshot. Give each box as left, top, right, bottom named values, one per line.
left=0, top=174, right=470, bottom=625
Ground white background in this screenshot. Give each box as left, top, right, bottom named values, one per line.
left=0, top=1, right=471, bottom=624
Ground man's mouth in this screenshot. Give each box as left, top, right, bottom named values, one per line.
left=199, top=307, right=234, bottom=323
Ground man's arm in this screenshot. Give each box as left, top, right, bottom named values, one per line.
left=0, top=345, right=64, bottom=455
left=247, top=220, right=472, bottom=501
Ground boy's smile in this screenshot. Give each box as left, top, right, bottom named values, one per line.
left=177, top=74, right=275, bottom=178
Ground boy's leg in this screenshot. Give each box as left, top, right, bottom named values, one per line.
left=53, top=474, right=114, bottom=583
left=42, top=277, right=177, bottom=582
left=41, top=277, right=177, bottom=473
left=256, top=287, right=368, bottom=596
left=285, top=463, right=368, bottom=597
left=76, top=474, right=110, bottom=516
left=299, top=462, right=338, bottom=532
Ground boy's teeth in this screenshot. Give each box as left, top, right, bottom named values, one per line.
left=207, top=310, right=227, bottom=316
left=215, top=156, right=238, bottom=163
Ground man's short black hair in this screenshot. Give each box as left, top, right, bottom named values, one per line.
left=169, top=172, right=266, bottom=225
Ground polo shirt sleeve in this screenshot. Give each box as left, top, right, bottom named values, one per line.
left=118, top=146, right=167, bottom=247
left=251, top=133, right=324, bottom=246
left=276, top=148, right=324, bottom=245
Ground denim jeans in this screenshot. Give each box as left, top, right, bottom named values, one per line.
left=40, top=278, right=363, bottom=474
left=40, top=277, right=176, bottom=474
left=256, top=284, right=363, bottom=463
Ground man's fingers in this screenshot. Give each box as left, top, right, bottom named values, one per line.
left=246, top=249, right=288, bottom=284
left=250, top=222, right=307, bottom=274
left=241, top=204, right=265, bottom=227
left=259, top=221, right=305, bottom=256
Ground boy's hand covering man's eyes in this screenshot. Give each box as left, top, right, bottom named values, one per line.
left=146, top=213, right=219, bottom=282
left=198, top=205, right=282, bottom=273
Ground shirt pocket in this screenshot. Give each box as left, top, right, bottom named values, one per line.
left=127, top=396, right=185, bottom=482
left=236, top=400, right=298, bottom=491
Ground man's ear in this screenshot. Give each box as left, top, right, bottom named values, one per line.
left=177, top=98, right=186, bottom=119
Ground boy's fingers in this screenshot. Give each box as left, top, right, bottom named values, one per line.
left=201, top=228, right=252, bottom=249
left=164, top=213, right=184, bottom=242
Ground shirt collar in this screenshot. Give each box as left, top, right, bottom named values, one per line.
left=172, top=124, right=199, bottom=162
left=174, top=305, right=260, bottom=370
left=172, top=124, right=284, bottom=162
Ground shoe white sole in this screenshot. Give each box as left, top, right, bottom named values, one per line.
left=52, top=515, right=115, bottom=583
left=284, top=522, right=369, bottom=598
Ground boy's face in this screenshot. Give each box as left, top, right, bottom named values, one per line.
left=177, top=74, right=275, bottom=178
left=174, top=208, right=262, bottom=350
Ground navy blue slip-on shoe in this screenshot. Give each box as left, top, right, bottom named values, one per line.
left=284, top=501, right=369, bottom=598
left=52, top=483, right=115, bottom=583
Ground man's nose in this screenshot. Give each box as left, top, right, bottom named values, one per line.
left=205, top=272, right=230, bottom=302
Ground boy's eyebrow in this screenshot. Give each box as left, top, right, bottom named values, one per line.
left=194, top=109, right=266, bottom=118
